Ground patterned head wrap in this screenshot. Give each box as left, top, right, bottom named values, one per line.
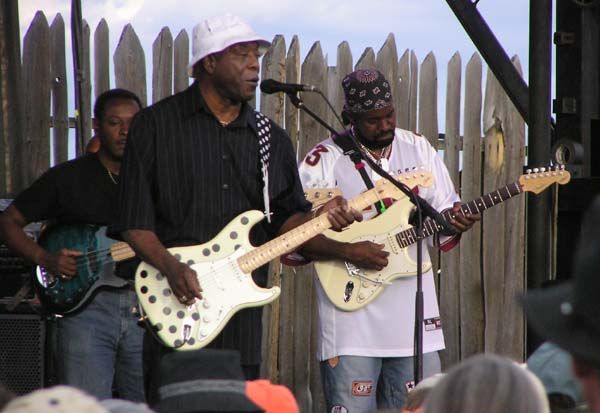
left=342, top=69, right=393, bottom=114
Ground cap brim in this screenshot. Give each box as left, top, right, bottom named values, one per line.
left=187, top=38, right=271, bottom=77
left=521, top=282, right=600, bottom=367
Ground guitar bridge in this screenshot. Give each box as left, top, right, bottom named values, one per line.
left=344, top=262, right=387, bottom=286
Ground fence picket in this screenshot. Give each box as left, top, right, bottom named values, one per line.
left=50, top=14, right=68, bottom=164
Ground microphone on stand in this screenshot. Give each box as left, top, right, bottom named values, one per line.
left=260, top=79, right=319, bottom=94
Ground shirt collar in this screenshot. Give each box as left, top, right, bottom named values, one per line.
left=182, top=81, right=258, bottom=134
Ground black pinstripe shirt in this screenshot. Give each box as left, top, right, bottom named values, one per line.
left=110, top=81, right=310, bottom=364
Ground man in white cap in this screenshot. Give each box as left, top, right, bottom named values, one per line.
left=110, top=13, right=362, bottom=406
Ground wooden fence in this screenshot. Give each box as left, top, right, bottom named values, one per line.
left=7, top=12, right=532, bottom=412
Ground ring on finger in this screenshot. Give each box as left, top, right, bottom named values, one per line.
left=179, top=295, right=187, bottom=301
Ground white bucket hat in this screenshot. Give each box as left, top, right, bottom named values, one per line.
left=188, top=14, right=271, bottom=77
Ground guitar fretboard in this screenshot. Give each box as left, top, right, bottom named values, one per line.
left=395, top=181, right=522, bottom=248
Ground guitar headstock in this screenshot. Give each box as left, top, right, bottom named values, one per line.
left=374, top=167, right=434, bottom=199
left=304, top=188, right=342, bottom=208
left=519, top=165, right=571, bottom=194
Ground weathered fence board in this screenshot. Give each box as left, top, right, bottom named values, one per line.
left=501, top=56, right=526, bottom=360
left=259, top=34, right=287, bottom=382
left=152, top=27, right=173, bottom=103
left=278, top=35, right=301, bottom=394
left=398, top=49, right=411, bottom=130
left=332, top=41, right=352, bottom=126
left=114, top=24, right=147, bottom=106
left=439, top=52, right=462, bottom=368
left=173, top=30, right=189, bottom=94
left=0, top=1, right=24, bottom=196
left=482, top=68, right=509, bottom=355
left=459, top=53, right=484, bottom=359
left=94, top=19, right=110, bottom=98
left=79, top=20, right=92, bottom=150
left=50, top=14, right=69, bottom=165
left=355, top=47, right=375, bottom=70
left=376, top=33, right=399, bottom=124
left=409, top=51, right=419, bottom=133
left=22, top=11, right=51, bottom=186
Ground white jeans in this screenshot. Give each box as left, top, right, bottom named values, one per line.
left=320, top=352, right=441, bottom=412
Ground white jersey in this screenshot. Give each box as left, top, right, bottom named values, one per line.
left=298, top=128, right=460, bottom=361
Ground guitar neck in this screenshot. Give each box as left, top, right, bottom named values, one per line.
left=238, top=186, right=393, bottom=273
left=396, top=181, right=522, bottom=248
left=110, top=242, right=137, bottom=262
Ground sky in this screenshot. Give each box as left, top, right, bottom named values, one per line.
left=17, top=0, right=533, bottom=154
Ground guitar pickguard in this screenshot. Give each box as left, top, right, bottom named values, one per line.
left=135, top=210, right=281, bottom=351
left=314, top=197, right=432, bottom=311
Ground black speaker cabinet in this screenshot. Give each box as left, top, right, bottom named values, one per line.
left=0, top=314, right=45, bottom=395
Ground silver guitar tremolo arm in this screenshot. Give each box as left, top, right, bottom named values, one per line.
left=344, top=262, right=391, bottom=285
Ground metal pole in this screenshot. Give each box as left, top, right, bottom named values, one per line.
left=527, top=0, right=553, bottom=292
left=0, top=0, right=24, bottom=196
left=446, top=0, right=530, bottom=124
left=71, top=0, right=84, bottom=156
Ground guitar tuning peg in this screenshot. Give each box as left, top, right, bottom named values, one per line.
left=533, top=168, right=539, bottom=173
left=526, top=169, right=532, bottom=174
left=540, top=167, right=546, bottom=172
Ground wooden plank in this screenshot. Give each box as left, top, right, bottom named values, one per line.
left=296, top=41, right=328, bottom=413
left=0, top=1, right=25, bottom=195
left=80, top=20, right=92, bottom=151
left=397, top=49, right=410, bottom=130
left=114, top=24, right=147, bottom=107
left=417, top=52, right=440, bottom=286
left=418, top=52, right=438, bottom=148
left=482, top=67, right=508, bottom=355
left=459, top=53, right=484, bottom=359
left=260, top=35, right=286, bottom=123
left=258, top=34, right=286, bottom=382
left=279, top=35, right=300, bottom=392
left=94, top=18, right=110, bottom=98
left=375, top=33, right=399, bottom=125
left=501, top=55, right=526, bottom=361
left=409, top=51, right=419, bottom=133
left=333, top=41, right=353, bottom=121
left=152, top=27, right=173, bottom=103
left=173, top=30, right=189, bottom=93
left=439, top=52, right=461, bottom=370
left=50, top=14, right=69, bottom=165
left=22, top=11, right=51, bottom=186
left=355, top=47, right=375, bottom=70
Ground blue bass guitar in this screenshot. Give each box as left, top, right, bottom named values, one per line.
left=34, top=224, right=135, bottom=314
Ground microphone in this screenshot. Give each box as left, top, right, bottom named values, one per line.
left=260, top=79, right=318, bottom=95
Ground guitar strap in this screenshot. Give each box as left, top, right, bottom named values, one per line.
left=332, top=130, right=386, bottom=214
left=254, top=111, right=272, bottom=223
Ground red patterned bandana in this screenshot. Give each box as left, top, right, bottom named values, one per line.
left=342, top=69, right=393, bottom=113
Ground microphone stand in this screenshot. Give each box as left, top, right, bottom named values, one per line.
left=286, top=91, right=456, bottom=385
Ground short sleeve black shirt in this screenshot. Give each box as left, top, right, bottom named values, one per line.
left=13, top=153, right=118, bottom=225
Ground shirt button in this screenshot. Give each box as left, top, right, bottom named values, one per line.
left=222, top=183, right=229, bottom=190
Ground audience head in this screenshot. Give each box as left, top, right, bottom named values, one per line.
left=422, top=354, right=549, bottom=413
left=522, top=196, right=600, bottom=411
left=2, top=386, right=109, bottom=413
left=401, top=373, right=444, bottom=413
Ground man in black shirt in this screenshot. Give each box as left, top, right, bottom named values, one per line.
left=110, top=14, right=362, bottom=405
left=0, top=89, right=144, bottom=401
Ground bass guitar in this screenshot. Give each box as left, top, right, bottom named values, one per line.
left=135, top=169, right=433, bottom=350
left=34, top=224, right=135, bottom=314
left=313, top=166, right=571, bottom=311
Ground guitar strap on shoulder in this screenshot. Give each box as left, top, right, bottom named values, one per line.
left=254, top=111, right=272, bottom=223
left=332, top=130, right=386, bottom=214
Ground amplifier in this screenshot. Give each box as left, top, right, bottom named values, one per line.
left=0, top=314, right=46, bottom=395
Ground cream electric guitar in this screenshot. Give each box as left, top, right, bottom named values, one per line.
left=314, top=166, right=571, bottom=311
left=135, top=169, right=433, bottom=350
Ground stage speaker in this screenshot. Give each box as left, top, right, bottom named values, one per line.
left=0, top=314, right=45, bottom=395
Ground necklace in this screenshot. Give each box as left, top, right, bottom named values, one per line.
left=106, top=168, right=118, bottom=185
